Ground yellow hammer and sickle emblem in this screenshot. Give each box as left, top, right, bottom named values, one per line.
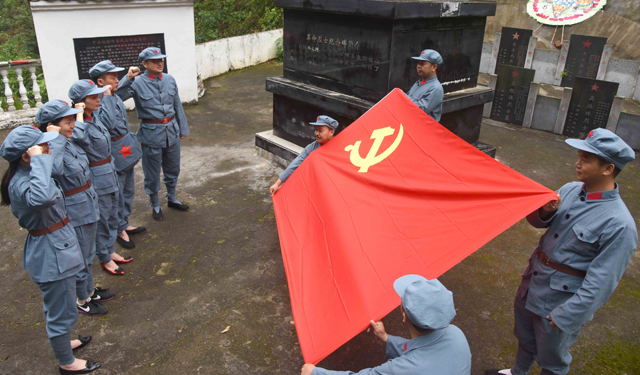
left=344, top=125, right=404, bottom=173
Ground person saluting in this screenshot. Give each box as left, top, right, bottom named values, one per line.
left=1, top=126, right=101, bottom=374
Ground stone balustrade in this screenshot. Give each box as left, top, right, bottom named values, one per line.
left=0, top=59, right=45, bottom=114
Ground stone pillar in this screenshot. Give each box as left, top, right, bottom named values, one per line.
left=1, top=68, right=16, bottom=111
left=554, top=87, right=573, bottom=134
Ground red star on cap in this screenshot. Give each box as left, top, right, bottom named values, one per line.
left=588, top=130, right=594, bottom=138
left=318, top=117, right=321, bottom=120
left=155, top=50, right=158, bottom=54
left=583, top=40, right=591, bottom=48
left=513, top=32, right=520, bottom=40
left=590, top=83, right=599, bottom=91
left=512, top=71, right=519, bottom=77
left=119, top=145, right=133, bottom=159
left=110, top=60, right=113, bottom=64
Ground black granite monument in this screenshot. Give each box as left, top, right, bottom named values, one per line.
left=256, top=0, right=497, bottom=163
left=496, top=27, right=533, bottom=70
left=563, top=77, right=619, bottom=139
left=490, top=65, right=535, bottom=126
left=560, top=34, right=607, bottom=88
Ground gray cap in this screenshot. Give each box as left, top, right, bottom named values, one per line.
left=565, top=128, right=635, bottom=170
left=412, top=49, right=443, bottom=65
left=309, top=115, right=339, bottom=130
left=139, top=47, right=167, bottom=62
left=393, top=275, right=456, bottom=330
left=0, top=125, right=59, bottom=162
left=68, top=79, right=107, bottom=102
left=36, top=100, right=83, bottom=125
left=89, top=60, right=124, bottom=79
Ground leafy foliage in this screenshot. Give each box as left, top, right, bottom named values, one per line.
left=194, top=0, right=283, bottom=44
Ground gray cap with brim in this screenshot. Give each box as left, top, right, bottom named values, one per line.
left=393, top=275, right=456, bottom=330
left=0, top=125, right=60, bottom=162
left=565, top=128, right=635, bottom=170
left=68, top=79, right=107, bottom=102
left=36, top=100, right=83, bottom=125
left=309, top=115, right=339, bottom=130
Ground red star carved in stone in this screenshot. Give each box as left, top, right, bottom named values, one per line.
left=513, top=32, right=520, bottom=40
left=583, top=40, right=591, bottom=48
left=512, top=71, right=519, bottom=77
left=119, top=144, right=133, bottom=159
left=590, top=83, right=599, bottom=91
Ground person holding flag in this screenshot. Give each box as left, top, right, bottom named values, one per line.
left=89, top=61, right=145, bottom=249
left=486, top=129, right=638, bottom=375
left=269, top=115, right=338, bottom=195
left=406, top=49, right=444, bottom=122
left=301, top=275, right=471, bottom=375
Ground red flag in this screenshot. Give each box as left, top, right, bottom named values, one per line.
left=272, top=89, right=556, bottom=364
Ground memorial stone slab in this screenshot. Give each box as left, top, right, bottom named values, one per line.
left=563, top=77, right=619, bottom=139
left=260, top=0, right=497, bottom=160
left=490, top=65, right=535, bottom=126
left=496, top=27, right=533, bottom=71
left=561, top=34, right=607, bottom=88
left=73, top=34, right=167, bottom=80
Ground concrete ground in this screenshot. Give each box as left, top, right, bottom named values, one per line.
left=0, top=62, right=639, bottom=375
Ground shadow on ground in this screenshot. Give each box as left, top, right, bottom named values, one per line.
left=0, top=62, right=638, bottom=375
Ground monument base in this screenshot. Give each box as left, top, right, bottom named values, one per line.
left=255, top=129, right=497, bottom=165
left=257, top=76, right=496, bottom=160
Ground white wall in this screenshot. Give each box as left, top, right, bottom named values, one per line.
left=31, top=0, right=198, bottom=106
left=196, top=29, right=283, bottom=80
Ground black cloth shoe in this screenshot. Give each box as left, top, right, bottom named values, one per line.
left=152, top=207, right=163, bottom=221
left=91, top=287, right=115, bottom=302
left=116, top=235, right=135, bottom=249
left=59, top=359, right=101, bottom=374
left=72, top=336, right=91, bottom=351
left=77, top=299, right=108, bottom=316
left=125, top=226, right=146, bottom=235
left=168, top=201, right=189, bottom=211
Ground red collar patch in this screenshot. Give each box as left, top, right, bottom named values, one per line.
left=85, top=115, right=92, bottom=122
left=587, top=192, right=602, bottom=201
left=403, top=343, right=407, bottom=352
left=420, top=80, right=427, bottom=85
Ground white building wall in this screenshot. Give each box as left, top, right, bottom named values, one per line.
left=196, top=29, right=283, bottom=80
left=31, top=0, right=198, bottom=107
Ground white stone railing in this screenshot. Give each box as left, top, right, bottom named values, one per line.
left=0, top=59, right=45, bottom=113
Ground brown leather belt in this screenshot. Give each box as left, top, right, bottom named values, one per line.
left=111, top=134, right=125, bottom=142
left=89, top=155, right=111, bottom=167
left=64, top=180, right=91, bottom=197
left=29, top=216, right=70, bottom=237
left=140, top=115, right=175, bottom=124
left=538, top=251, right=587, bottom=278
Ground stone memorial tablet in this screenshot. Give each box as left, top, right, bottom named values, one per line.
left=73, top=34, right=167, bottom=80
left=560, top=34, right=606, bottom=88
left=496, top=27, right=533, bottom=70
left=563, top=77, right=618, bottom=139
left=490, top=65, right=535, bottom=126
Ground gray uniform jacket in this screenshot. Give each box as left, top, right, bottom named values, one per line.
left=117, top=73, right=189, bottom=148
left=9, top=154, right=84, bottom=283
left=520, top=182, right=638, bottom=334
left=279, top=141, right=320, bottom=183
left=312, top=326, right=471, bottom=375
left=73, top=115, right=119, bottom=196
left=96, top=93, right=142, bottom=172
left=49, top=132, right=100, bottom=227
left=406, top=76, right=444, bottom=122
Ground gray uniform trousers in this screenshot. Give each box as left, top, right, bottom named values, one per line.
left=74, top=223, right=98, bottom=300
left=96, top=191, right=119, bottom=264
left=37, top=276, right=78, bottom=365
left=117, top=165, right=136, bottom=233
left=512, top=292, right=581, bottom=375
left=141, top=139, right=181, bottom=207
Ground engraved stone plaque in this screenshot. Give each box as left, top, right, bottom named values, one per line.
left=490, top=65, right=535, bottom=126
left=563, top=77, right=618, bottom=139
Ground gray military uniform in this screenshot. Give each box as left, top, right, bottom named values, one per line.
left=8, top=154, right=83, bottom=365
left=406, top=76, right=444, bottom=122
left=49, top=131, right=100, bottom=301
left=117, top=72, right=189, bottom=207
left=279, top=141, right=321, bottom=183
left=512, top=182, right=638, bottom=375
left=97, top=91, right=142, bottom=233
left=74, top=114, right=119, bottom=264
left=312, top=326, right=471, bottom=375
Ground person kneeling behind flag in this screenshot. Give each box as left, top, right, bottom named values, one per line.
left=269, top=115, right=338, bottom=195
left=301, top=275, right=472, bottom=375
